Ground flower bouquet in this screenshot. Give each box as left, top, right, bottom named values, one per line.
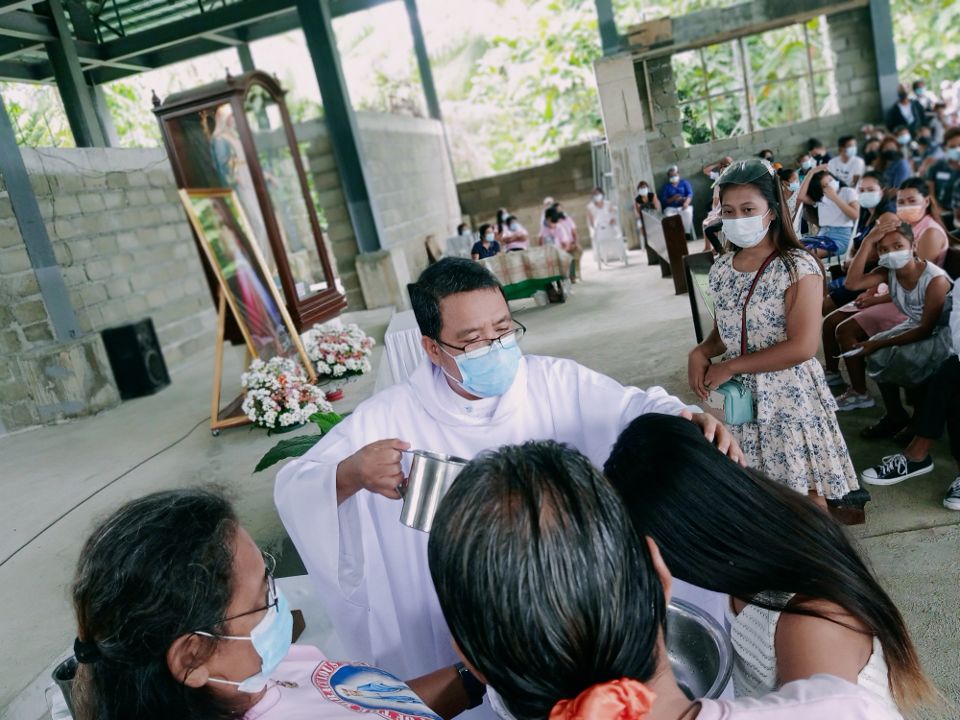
left=302, top=322, right=376, bottom=401
left=241, top=356, right=333, bottom=432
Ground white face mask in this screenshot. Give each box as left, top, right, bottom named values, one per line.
left=637, top=187, right=649, bottom=196
left=593, top=194, right=603, bottom=203
left=669, top=176, right=680, bottom=185
left=845, top=145, right=858, bottom=157
left=858, top=190, right=882, bottom=208
left=484, top=233, right=495, bottom=243
left=722, top=210, right=770, bottom=249
left=878, top=249, right=913, bottom=270
left=709, top=171, right=720, bottom=181
left=826, top=179, right=840, bottom=193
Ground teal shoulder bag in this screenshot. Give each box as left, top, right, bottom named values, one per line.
left=708, top=251, right=777, bottom=426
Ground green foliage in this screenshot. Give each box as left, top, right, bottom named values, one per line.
left=102, top=81, right=162, bottom=147
left=253, top=410, right=344, bottom=472
left=890, top=0, right=960, bottom=87
left=0, top=82, right=74, bottom=147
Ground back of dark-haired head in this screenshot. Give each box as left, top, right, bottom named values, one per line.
left=72, top=488, right=239, bottom=720
left=429, top=441, right=665, bottom=720
left=408, top=257, right=503, bottom=340
left=775, top=167, right=796, bottom=183
left=545, top=205, right=562, bottom=224
left=604, top=414, right=933, bottom=710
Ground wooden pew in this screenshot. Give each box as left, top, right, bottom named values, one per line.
left=639, top=209, right=690, bottom=295
left=683, top=251, right=715, bottom=343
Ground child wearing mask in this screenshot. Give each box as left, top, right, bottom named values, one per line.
left=688, top=158, right=857, bottom=506
left=837, top=216, right=953, bottom=436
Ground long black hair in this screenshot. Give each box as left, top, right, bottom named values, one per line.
left=604, top=414, right=934, bottom=710
left=428, top=441, right=665, bottom=720
left=72, top=488, right=243, bottom=720
left=805, top=169, right=848, bottom=204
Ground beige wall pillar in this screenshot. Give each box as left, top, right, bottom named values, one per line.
left=594, top=53, right=654, bottom=248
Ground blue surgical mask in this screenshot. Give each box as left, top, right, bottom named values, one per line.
left=898, top=134, right=911, bottom=145
left=202, top=590, right=293, bottom=693
left=484, top=233, right=495, bottom=243
left=947, top=147, right=960, bottom=163
left=788, top=180, right=800, bottom=192
left=801, top=158, right=815, bottom=170
left=442, top=338, right=522, bottom=398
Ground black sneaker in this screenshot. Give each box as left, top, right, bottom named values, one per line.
left=860, top=415, right=910, bottom=440
left=944, top=477, right=960, bottom=511
left=860, top=454, right=934, bottom=486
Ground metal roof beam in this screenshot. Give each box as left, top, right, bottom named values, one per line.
left=0, top=1, right=42, bottom=15
left=0, top=8, right=54, bottom=40
left=0, top=57, right=42, bottom=79
left=97, top=1, right=296, bottom=62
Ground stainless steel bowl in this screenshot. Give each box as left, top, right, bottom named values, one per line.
left=666, top=598, right=733, bottom=699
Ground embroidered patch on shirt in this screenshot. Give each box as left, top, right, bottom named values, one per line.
left=313, top=661, right=443, bottom=720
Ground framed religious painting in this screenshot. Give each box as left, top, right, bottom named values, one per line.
left=179, top=188, right=315, bottom=373
left=180, top=188, right=317, bottom=432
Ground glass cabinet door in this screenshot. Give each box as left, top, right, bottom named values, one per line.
left=244, top=83, right=334, bottom=302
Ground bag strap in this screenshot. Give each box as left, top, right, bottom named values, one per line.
left=740, top=251, right=778, bottom=356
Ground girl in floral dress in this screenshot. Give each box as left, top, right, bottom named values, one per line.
left=687, top=158, right=858, bottom=506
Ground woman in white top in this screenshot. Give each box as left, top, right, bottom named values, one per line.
left=798, top=165, right=860, bottom=257
left=605, top=414, right=936, bottom=716
left=430, top=440, right=904, bottom=720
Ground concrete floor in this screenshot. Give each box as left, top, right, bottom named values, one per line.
left=1, top=248, right=958, bottom=719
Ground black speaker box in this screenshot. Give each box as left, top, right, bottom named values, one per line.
left=100, top=318, right=171, bottom=400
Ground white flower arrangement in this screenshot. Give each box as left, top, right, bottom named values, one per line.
left=302, top=322, right=376, bottom=381
left=240, top=356, right=332, bottom=430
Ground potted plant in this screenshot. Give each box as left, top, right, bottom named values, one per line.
left=301, top=322, right=376, bottom=401
left=241, top=356, right=333, bottom=432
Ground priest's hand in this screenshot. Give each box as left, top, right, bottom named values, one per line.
left=336, top=439, right=411, bottom=504
left=680, top=410, right=747, bottom=467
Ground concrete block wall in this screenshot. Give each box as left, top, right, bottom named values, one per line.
left=17, top=149, right=217, bottom=370
left=456, top=142, right=598, bottom=248
left=0, top=148, right=216, bottom=432
left=300, top=112, right=461, bottom=309
left=636, top=6, right=881, bottom=228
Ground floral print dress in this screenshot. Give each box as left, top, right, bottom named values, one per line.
left=709, top=249, right=858, bottom=499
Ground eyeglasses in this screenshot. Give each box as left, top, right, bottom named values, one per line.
left=195, top=552, right=277, bottom=635
left=436, top=321, right=526, bottom=359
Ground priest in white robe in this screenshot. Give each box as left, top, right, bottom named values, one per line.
left=275, top=258, right=742, bottom=718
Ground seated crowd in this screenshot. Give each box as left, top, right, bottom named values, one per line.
left=64, top=79, right=959, bottom=720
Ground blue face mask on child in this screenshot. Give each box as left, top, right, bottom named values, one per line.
left=441, top=337, right=523, bottom=398
left=200, top=590, right=293, bottom=693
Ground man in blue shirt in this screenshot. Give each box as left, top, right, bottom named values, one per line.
left=658, top=165, right=695, bottom=239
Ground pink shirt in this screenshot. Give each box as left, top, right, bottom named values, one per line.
left=540, top=216, right=578, bottom=251
left=245, top=645, right=441, bottom=720
left=911, top=214, right=949, bottom=266
left=694, top=675, right=903, bottom=720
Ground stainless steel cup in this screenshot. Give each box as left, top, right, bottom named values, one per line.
left=399, top=450, right=468, bottom=533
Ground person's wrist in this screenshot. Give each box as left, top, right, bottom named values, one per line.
left=455, top=662, right=486, bottom=709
